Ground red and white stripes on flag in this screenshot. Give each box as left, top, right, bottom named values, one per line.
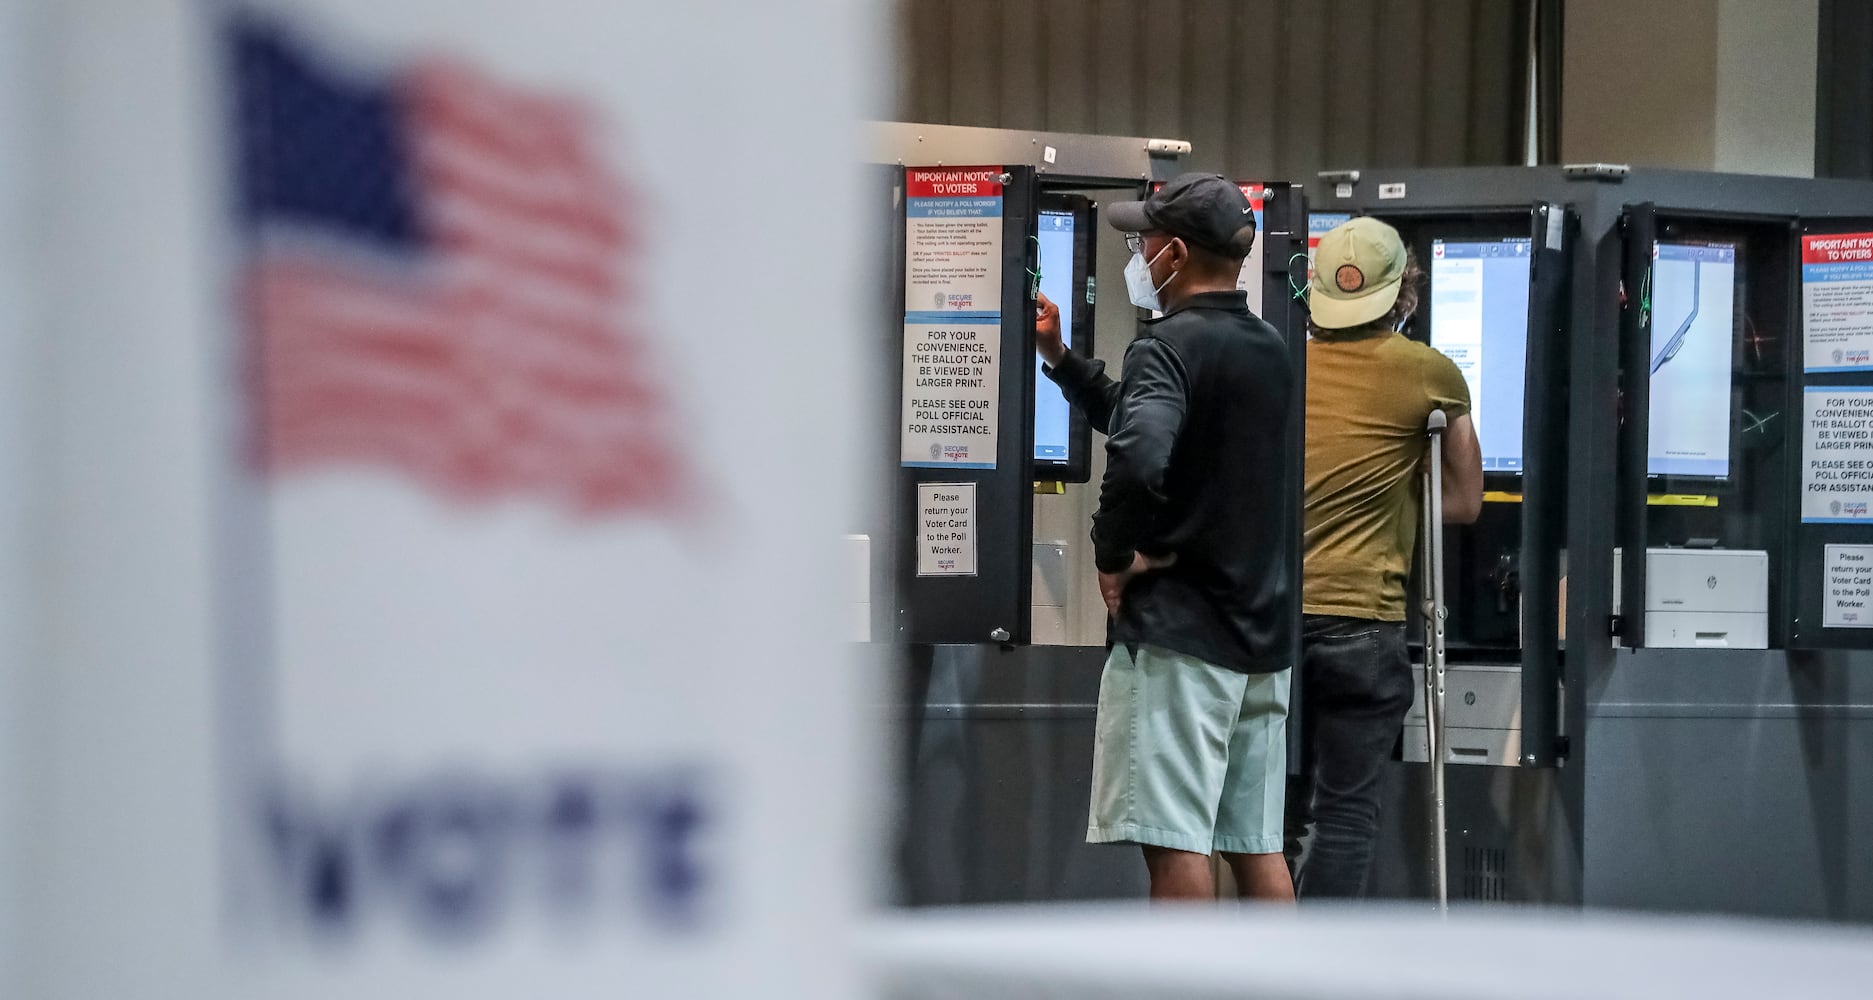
left=244, top=58, right=689, bottom=516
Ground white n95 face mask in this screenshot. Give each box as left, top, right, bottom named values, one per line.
left=1124, top=243, right=1176, bottom=312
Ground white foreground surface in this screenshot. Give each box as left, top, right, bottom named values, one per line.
left=867, top=904, right=1873, bottom=999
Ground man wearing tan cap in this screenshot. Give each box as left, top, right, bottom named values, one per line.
left=1285, top=217, right=1482, bottom=899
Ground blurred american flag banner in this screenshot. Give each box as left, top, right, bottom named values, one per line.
left=232, top=18, right=689, bottom=516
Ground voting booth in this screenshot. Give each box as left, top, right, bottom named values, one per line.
left=1319, top=195, right=1573, bottom=771
left=1615, top=195, right=1873, bottom=650
left=863, top=122, right=1306, bottom=652
left=1319, top=167, right=1873, bottom=912
left=861, top=123, right=1308, bottom=904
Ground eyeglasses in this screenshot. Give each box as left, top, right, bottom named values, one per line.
left=1125, top=232, right=1162, bottom=255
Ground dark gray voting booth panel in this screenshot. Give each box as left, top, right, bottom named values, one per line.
left=895, top=644, right=1145, bottom=905
left=894, top=165, right=1038, bottom=646
left=1265, top=183, right=1310, bottom=776
left=1616, top=201, right=1658, bottom=649
left=1520, top=204, right=1571, bottom=766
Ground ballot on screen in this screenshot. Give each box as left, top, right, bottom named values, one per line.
left=1034, top=197, right=1095, bottom=482
left=1648, top=241, right=1737, bottom=480
left=1429, top=236, right=1532, bottom=474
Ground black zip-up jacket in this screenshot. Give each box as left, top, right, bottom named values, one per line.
left=1046, top=290, right=1293, bottom=674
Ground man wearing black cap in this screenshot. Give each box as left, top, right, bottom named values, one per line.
left=1034, top=173, right=1295, bottom=901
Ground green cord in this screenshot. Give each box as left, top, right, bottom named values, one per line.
left=1288, top=252, right=1310, bottom=301
left=1027, top=236, right=1042, bottom=298
left=1639, top=266, right=1652, bottom=327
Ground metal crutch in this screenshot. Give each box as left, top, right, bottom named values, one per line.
left=1420, top=409, right=1450, bottom=912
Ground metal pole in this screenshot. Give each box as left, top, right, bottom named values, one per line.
left=1422, top=409, right=1450, bottom=911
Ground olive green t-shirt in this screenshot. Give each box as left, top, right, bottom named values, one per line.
left=1304, top=329, right=1471, bottom=621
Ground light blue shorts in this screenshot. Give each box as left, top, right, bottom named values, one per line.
left=1087, top=642, right=1290, bottom=855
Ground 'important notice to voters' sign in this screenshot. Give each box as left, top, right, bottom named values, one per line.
left=901, top=167, right=1003, bottom=469
left=1803, top=232, right=1873, bottom=372
left=1236, top=183, right=1266, bottom=314
left=1803, top=386, right=1873, bottom=521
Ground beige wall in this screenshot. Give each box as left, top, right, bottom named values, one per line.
left=895, top=0, right=1528, bottom=186
left=1563, top=0, right=1817, bottom=176
left=1562, top=0, right=1718, bottom=169
left=1714, top=0, right=1817, bottom=176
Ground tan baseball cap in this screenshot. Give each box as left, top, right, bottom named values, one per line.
left=1308, top=217, right=1408, bottom=330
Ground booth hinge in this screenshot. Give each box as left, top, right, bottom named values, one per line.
left=1608, top=615, right=1623, bottom=637
left=1562, top=162, right=1630, bottom=182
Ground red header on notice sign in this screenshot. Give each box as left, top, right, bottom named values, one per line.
left=906, top=167, right=1004, bottom=198
left=1804, top=232, right=1873, bottom=264
left=1150, top=179, right=1267, bottom=209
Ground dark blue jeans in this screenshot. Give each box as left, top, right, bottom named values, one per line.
left=1284, top=614, right=1413, bottom=899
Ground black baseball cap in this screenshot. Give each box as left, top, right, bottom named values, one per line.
left=1106, top=173, right=1256, bottom=257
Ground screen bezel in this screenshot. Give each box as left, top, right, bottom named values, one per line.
left=1033, top=193, right=1096, bottom=483
left=1645, top=233, right=1743, bottom=490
